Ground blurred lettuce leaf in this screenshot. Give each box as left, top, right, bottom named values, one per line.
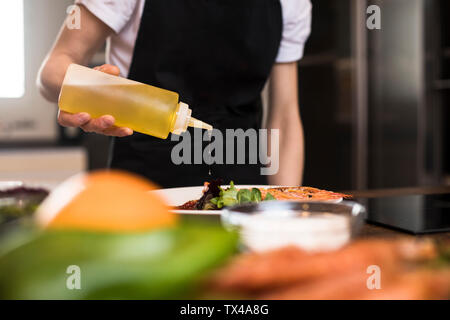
left=0, top=224, right=238, bottom=299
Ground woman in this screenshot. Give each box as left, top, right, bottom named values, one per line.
left=38, top=0, right=311, bottom=187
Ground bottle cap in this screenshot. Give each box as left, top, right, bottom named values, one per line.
left=171, top=102, right=192, bottom=135
left=171, top=102, right=213, bottom=135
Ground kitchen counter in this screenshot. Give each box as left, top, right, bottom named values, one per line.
left=348, top=186, right=450, bottom=241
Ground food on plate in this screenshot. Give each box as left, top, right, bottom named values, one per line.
left=36, top=170, right=175, bottom=232
left=177, top=179, right=351, bottom=210
left=0, top=186, right=49, bottom=224
left=206, top=238, right=450, bottom=300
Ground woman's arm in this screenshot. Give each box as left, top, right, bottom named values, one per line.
left=37, top=4, right=132, bottom=137
left=38, top=4, right=111, bottom=102
left=266, top=62, right=304, bottom=185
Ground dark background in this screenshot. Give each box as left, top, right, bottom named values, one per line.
left=299, top=0, right=449, bottom=191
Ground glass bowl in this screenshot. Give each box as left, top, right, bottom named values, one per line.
left=221, top=201, right=366, bottom=252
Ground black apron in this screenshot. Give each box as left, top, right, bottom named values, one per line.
left=110, top=0, right=282, bottom=188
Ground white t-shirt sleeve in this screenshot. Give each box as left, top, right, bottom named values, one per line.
left=75, top=0, right=138, bottom=34
left=276, top=0, right=312, bottom=63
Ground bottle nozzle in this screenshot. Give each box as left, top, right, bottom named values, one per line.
left=188, top=117, right=213, bottom=131
left=171, top=102, right=213, bottom=135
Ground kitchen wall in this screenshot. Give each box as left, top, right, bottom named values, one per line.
left=0, top=0, right=87, bottom=185
left=0, top=0, right=72, bottom=142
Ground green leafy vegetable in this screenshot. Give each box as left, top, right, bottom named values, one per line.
left=0, top=224, right=238, bottom=299
left=211, top=181, right=238, bottom=209
left=208, top=182, right=276, bottom=209
left=252, top=188, right=262, bottom=202
left=237, top=189, right=252, bottom=204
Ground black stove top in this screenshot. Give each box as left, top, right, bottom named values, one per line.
left=365, top=193, right=450, bottom=234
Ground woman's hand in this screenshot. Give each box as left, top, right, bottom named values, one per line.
left=57, top=64, right=133, bottom=137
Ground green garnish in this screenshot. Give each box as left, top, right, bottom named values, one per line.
left=210, top=182, right=276, bottom=209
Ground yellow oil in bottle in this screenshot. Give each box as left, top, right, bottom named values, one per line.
left=58, top=64, right=212, bottom=139
left=59, top=84, right=179, bottom=139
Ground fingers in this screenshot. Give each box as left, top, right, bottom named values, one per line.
left=58, top=111, right=132, bottom=137
left=93, top=64, right=120, bottom=76
left=58, top=110, right=91, bottom=127
left=80, top=115, right=133, bottom=137
left=102, top=126, right=134, bottom=137
left=80, top=115, right=115, bottom=132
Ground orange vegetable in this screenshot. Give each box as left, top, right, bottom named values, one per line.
left=35, top=170, right=176, bottom=232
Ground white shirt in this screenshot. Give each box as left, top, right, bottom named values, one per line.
left=76, top=0, right=312, bottom=77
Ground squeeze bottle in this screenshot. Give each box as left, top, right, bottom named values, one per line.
left=58, top=64, right=212, bottom=139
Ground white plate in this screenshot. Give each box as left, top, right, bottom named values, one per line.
left=151, top=185, right=343, bottom=215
